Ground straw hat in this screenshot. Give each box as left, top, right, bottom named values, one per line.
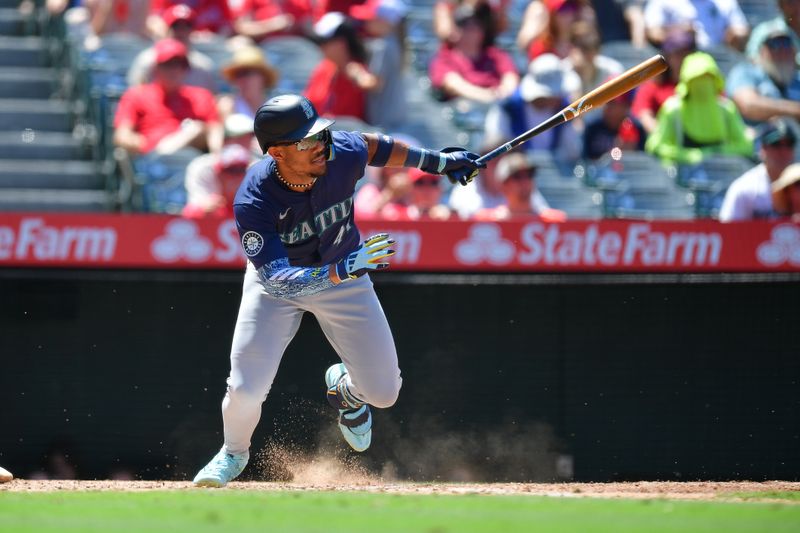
left=221, top=46, right=278, bottom=87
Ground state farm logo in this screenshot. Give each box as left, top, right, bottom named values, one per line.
left=455, top=224, right=515, bottom=265
left=757, top=224, right=800, bottom=266
left=151, top=219, right=213, bottom=263
left=0, top=217, right=116, bottom=261
left=454, top=222, right=722, bottom=267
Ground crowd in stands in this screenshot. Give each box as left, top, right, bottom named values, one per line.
left=42, top=0, right=800, bottom=221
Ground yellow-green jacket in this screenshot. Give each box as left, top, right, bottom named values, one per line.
left=645, top=52, right=753, bottom=165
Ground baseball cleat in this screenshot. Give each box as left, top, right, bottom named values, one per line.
left=193, top=448, right=248, bottom=488
left=325, top=363, right=372, bottom=452
left=0, top=466, right=12, bottom=483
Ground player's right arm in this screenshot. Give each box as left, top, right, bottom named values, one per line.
left=235, top=204, right=394, bottom=298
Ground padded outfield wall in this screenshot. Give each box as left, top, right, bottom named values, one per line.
left=0, top=269, right=797, bottom=482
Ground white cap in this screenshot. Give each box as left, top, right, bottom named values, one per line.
left=520, top=54, right=568, bottom=102
left=314, top=12, right=348, bottom=40
left=224, top=113, right=253, bottom=138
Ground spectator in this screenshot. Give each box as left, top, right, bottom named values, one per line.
left=114, top=38, right=223, bottom=156
left=484, top=54, right=581, bottom=166
left=643, top=0, right=749, bottom=51
left=517, top=0, right=594, bottom=61
left=474, top=152, right=567, bottom=221
left=771, top=162, right=800, bottom=222
left=148, top=0, right=232, bottom=39
left=631, top=27, right=696, bottom=134
left=350, top=0, right=409, bottom=130
left=562, top=20, right=623, bottom=121
left=183, top=143, right=253, bottom=218
left=592, top=0, right=646, bottom=47
left=745, top=0, right=800, bottom=62
left=82, top=0, right=152, bottom=50
left=217, top=45, right=279, bottom=122
left=433, top=0, right=508, bottom=44
left=229, top=0, right=313, bottom=42
left=645, top=51, right=752, bottom=166
left=719, top=117, right=797, bottom=221
left=354, top=166, right=412, bottom=219
left=727, top=21, right=800, bottom=127
left=183, top=114, right=257, bottom=213
left=428, top=4, right=519, bottom=104
left=127, top=4, right=217, bottom=92
left=305, top=12, right=375, bottom=122
left=396, top=169, right=454, bottom=220
left=582, top=90, right=646, bottom=161
left=449, top=138, right=553, bottom=218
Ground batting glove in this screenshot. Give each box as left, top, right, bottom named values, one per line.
left=335, top=233, right=396, bottom=282
left=421, top=147, right=484, bottom=186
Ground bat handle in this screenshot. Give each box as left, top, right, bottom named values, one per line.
left=446, top=143, right=514, bottom=185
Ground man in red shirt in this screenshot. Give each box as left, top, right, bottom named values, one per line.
left=114, top=38, right=223, bottom=156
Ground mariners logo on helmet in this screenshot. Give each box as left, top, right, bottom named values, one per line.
left=300, top=99, right=314, bottom=119
left=242, top=231, right=264, bottom=257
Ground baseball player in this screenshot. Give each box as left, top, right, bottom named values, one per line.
left=193, top=94, right=483, bottom=487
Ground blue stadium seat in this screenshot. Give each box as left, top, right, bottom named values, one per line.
left=132, top=148, right=199, bottom=214
left=261, top=36, right=322, bottom=94
left=600, top=40, right=659, bottom=70
left=608, top=188, right=696, bottom=220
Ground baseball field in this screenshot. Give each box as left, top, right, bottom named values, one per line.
left=2, top=480, right=799, bottom=532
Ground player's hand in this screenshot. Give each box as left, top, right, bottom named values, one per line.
left=335, top=233, right=396, bottom=282
left=433, top=147, right=485, bottom=186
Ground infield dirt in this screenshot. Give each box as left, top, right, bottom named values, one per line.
left=2, top=480, right=799, bottom=503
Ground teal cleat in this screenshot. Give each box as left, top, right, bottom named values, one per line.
left=325, top=363, right=372, bottom=452
left=193, top=448, right=249, bottom=487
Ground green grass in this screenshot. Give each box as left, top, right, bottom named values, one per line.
left=1, top=490, right=798, bottom=533
left=728, top=491, right=800, bottom=502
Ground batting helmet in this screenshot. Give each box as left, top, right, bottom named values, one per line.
left=254, top=94, right=335, bottom=154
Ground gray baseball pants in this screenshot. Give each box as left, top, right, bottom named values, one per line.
left=221, top=263, right=401, bottom=455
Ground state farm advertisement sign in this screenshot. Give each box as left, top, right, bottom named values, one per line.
left=0, top=214, right=798, bottom=272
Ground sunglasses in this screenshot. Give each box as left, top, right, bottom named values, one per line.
left=765, top=36, right=794, bottom=51
left=765, top=139, right=796, bottom=149
left=234, top=68, right=262, bottom=79
left=413, top=178, right=439, bottom=187
left=275, top=130, right=329, bottom=151
left=506, top=170, right=535, bottom=181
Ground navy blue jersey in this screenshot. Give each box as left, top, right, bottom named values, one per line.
left=234, top=130, right=367, bottom=270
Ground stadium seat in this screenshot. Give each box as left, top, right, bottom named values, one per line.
left=131, top=148, right=199, bottom=214
left=538, top=185, right=604, bottom=219
left=705, top=44, right=745, bottom=76
left=588, top=151, right=673, bottom=191
left=608, top=188, right=696, bottom=220
left=261, top=36, right=321, bottom=94
left=738, top=0, right=781, bottom=26
left=679, top=154, right=755, bottom=217
left=600, top=40, right=659, bottom=70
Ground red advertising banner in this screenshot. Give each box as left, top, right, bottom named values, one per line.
left=0, top=213, right=798, bottom=272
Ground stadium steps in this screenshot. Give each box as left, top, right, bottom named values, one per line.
left=0, top=160, right=102, bottom=189
left=0, top=4, right=117, bottom=213
left=0, top=131, right=88, bottom=160
left=0, top=189, right=113, bottom=212
left=0, top=67, right=59, bottom=98
left=0, top=99, right=74, bottom=132
left=0, top=36, right=49, bottom=66
left=0, top=8, right=24, bottom=36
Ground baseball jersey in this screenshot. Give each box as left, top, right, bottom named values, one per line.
left=233, top=130, right=367, bottom=272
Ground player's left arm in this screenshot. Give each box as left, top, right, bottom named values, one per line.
left=362, top=133, right=485, bottom=185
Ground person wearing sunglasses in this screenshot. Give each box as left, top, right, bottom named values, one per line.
left=192, top=94, right=484, bottom=487
left=728, top=21, right=800, bottom=127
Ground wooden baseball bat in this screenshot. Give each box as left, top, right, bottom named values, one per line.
left=449, top=54, right=668, bottom=183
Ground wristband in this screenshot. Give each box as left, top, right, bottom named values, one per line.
left=371, top=134, right=394, bottom=167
